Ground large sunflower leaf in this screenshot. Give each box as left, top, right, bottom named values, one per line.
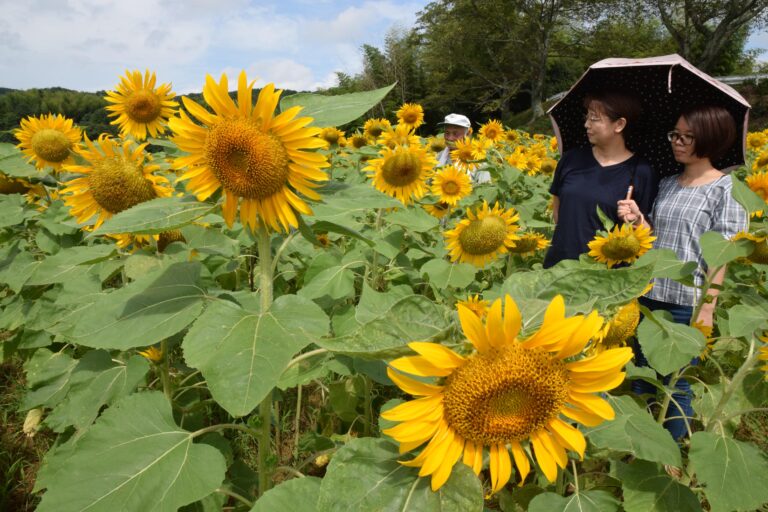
left=49, top=261, right=206, bottom=350
left=0, top=194, right=35, bottom=227
left=280, top=83, right=396, bottom=127
left=726, top=304, right=768, bottom=339
left=298, top=264, right=356, bottom=301
left=699, top=231, right=752, bottom=268
left=316, top=437, right=483, bottom=512
left=21, top=348, right=78, bottom=410
left=528, top=490, right=620, bottom=512
left=250, top=476, right=322, bottom=512
left=386, top=207, right=440, bottom=233
left=311, top=183, right=401, bottom=230
left=635, top=249, right=697, bottom=280
left=183, top=294, right=329, bottom=417
left=636, top=309, right=705, bottom=375
left=730, top=177, right=767, bottom=216
left=616, top=460, right=702, bottom=512
left=585, top=395, right=682, bottom=467
left=45, top=351, right=149, bottom=432
left=25, top=244, right=116, bottom=286
left=91, top=196, right=216, bottom=236
left=35, top=392, right=226, bottom=512
left=689, top=432, right=768, bottom=512
left=420, top=258, right=476, bottom=289
left=0, top=146, right=39, bottom=178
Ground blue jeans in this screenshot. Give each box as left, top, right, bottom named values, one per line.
left=631, top=297, right=696, bottom=441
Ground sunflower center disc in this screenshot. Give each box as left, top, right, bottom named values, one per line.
left=603, top=302, right=640, bottom=346
left=126, top=90, right=162, bottom=123
left=602, top=234, right=641, bottom=260
left=443, top=346, right=569, bottom=444
left=749, top=241, right=768, bottom=264
left=442, top=180, right=460, bottom=195
left=402, top=111, right=420, bottom=124
left=511, top=237, right=538, bottom=254
left=88, top=157, right=158, bottom=213
left=205, top=119, right=290, bottom=200
left=367, top=125, right=385, bottom=138
left=459, top=216, right=508, bottom=255
left=30, top=129, right=72, bottom=163
left=381, top=151, right=422, bottom=187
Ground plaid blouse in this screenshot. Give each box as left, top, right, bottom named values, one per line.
left=645, top=174, right=748, bottom=307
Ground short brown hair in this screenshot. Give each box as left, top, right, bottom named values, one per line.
left=583, top=91, right=642, bottom=139
left=681, top=105, right=736, bottom=161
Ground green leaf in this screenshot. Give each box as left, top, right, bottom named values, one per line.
left=21, top=348, right=78, bottom=410
left=251, top=477, right=322, bottom=512
left=528, top=490, right=619, bottom=512
left=298, top=264, right=356, bottom=300
left=726, top=304, right=768, bottom=339
left=181, top=225, right=240, bottom=257
left=421, top=258, right=477, bottom=288
left=316, top=437, right=483, bottom=512
left=386, top=207, right=440, bottom=233
left=0, top=149, right=39, bottom=178
left=92, top=196, right=215, bottom=235
left=585, top=395, right=681, bottom=467
left=0, top=247, right=39, bottom=292
left=312, top=184, right=400, bottom=230
left=699, top=230, right=752, bottom=268
left=50, top=261, right=206, bottom=350
left=355, top=284, right=412, bottom=324
left=635, top=249, right=697, bottom=280
left=26, top=245, right=116, bottom=285
left=319, top=295, right=449, bottom=358
left=45, top=352, right=149, bottom=432
left=616, top=460, right=702, bottom=512
left=689, top=432, right=768, bottom=512
left=183, top=294, right=329, bottom=417
left=280, top=84, right=396, bottom=127
left=0, top=194, right=33, bottom=228
left=636, top=310, right=705, bottom=375
left=36, top=392, right=227, bottom=512
left=731, top=176, right=767, bottom=215
left=310, top=220, right=375, bottom=246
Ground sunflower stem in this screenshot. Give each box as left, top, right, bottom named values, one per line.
left=294, top=384, right=302, bottom=461
left=363, top=376, right=373, bottom=437
left=571, top=460, right=579, bottom=494
left=705, top=336, right=758, bottom=433
left=160, top=338, right=172, bottom=402
left=369, top=208, right=385, bottom=290
left=257, top=224, right=275, bottom=495
left=689, top=265, right=722, bottom=328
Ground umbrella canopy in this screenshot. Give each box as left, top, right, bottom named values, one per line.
left=548, top=54, right=751, bottom=176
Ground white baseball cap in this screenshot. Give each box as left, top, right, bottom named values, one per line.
left=438, top=113, right=471, bottom=128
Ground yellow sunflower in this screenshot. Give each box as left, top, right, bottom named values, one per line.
left=169, top=71, right=329, bottom=232
left=364, top=118, right=392, bottom=139
left=539, top=157, right=558, bottom=175
left=549, top=137, right=558, bottom=154
left=61, top=135, right=172, bottom=230
left=138, top=345, right=163, bottom=363
left=382, top=295, right=631, bottom=493
left=431, top=165, right=472, bottom=206
left=378, top=124, right=421, bottom=149
left=506, top=147, right=528, bottom=171
left=588, top=223, right=655, bottom=268
left=450, top=138, right=479, bottom=172
left=14, top=113, right=82, bottom=171
left=428, top=136, right=446, bottom=153
left=396, top=103, right=425, bottom=130
left=758, top=335, right=768, bottom=381
left=365, top=144, right=435, bottom=205
left=746, top=172, right=768, bottom=216
left=0, top=173, right=32, bottom=194
left=456, top=294, right=489, bottom=319
left=593, top=300, right=640, bottom=352
left=752, top=151, right=768, bottom=171
left=316, top=233, right=331, bottom=248
left=503, top=130, right=520, bottom=145
left=479, top=120, right=504, bottom=142
left=733, top=231, right=768, bottom=264
left=105, top=69, right=177, bottom=140
left=747, top=132, right=768, bottom=151
left=693, top=321, right=715, bottom=359
left=423, top=201, right=453, bottom=219
left=319, top=127, right=345, bottom=147
left=508, top=231, right=549, bottom=257
left=444, top=201, right=520, bottom=267
left=350, top=132, right=370, bottom=149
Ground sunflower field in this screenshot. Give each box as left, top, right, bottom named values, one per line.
left=2, top=69, right=768, bottom=512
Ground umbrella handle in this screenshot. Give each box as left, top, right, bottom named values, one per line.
left=625, top=185, right=634, bottom=200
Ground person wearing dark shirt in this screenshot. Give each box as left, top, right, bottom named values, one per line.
left=544, top=91, right=658, bottom=268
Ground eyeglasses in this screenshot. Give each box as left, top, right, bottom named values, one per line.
left=584, top=114, right=604, bottom=124
left=667, top=131, right=695, bottom=145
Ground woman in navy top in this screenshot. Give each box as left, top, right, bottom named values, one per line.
left=544, top=91, right=658, bottom=268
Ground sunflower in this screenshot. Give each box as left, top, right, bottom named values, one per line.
left=549, top=137, right=558, bottom=153
left=169, top=71, right=329, bottom=232
left=382, top=295, right=631, bottom=493
left=524, top=154, right=543, bottom=176
left=456, top=294, right=489, bottom=319
left=350, top=132, right=370, bottom=149
left=503, top=130, right=520, bottom=145
left=364, top=118, right=392, bottom=139
left=316, top=233, right=331, bottom=248
left=431, top=165, right=472, bottom=206
left=747, top=132, right=768, bottom=151
left=138, top=345, right=163, bottom=363
left=105, top=69, right=177, bottom=140
left=423, top=201, right=452, bottom=219
left=733, top=231, right=768, bottom=264
left=378, top=124, right=421, bottom=149
left=0, top=172, right=32, bottom=194
left=539, top=157, right=558, bottom=175
left=693, top=321, right=715, bottom=359
left=588, top=223, right=655, bottom=268
left=61, top=135, right=172, bottom=230
left=445, top=201, right=520, bottom=267
left=506, top=148, right=528, bottom=171
left=594, top=300, right=640, bottom=352
left=14, top=114, right=82, bottom=171
left=319, top=127, right=345, bottom=147
left=428, top=136, right=446, bottom=153
left=396, top=103, right=425, bottom=130
left=759, top=335, right=768, bottom=381
left=508, top=232, right=549, bottom=257
left=479, top=120, right=504, bottom=142
left=365, top=144, right=435, bottom=205
left=450, top=138, right=478, bottom=172
left=746, top=172, right=768, bottom=216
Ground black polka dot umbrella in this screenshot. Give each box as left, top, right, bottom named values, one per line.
left=548, top=54, right=751, bottom=177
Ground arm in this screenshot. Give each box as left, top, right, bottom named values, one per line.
left=552, top=195, right=559, bottom=224
left=696, top=266, right=726, bottom=327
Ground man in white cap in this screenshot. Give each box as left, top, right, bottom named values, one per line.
left=436, top=113, right=491, bottom=184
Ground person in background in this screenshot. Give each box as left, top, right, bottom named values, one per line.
left=618, top=104, right=748, bottom=441
left=543, top=91, right=658, bottom=268
left=436, top=113, right=491, bottom=184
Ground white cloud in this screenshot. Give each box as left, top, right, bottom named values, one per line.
left=220, top=59, right=338, bottom=91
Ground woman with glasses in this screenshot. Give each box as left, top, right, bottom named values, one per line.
left=617, top=104, right=748, bottom=441
left=543, top=91, right=658, bottom=268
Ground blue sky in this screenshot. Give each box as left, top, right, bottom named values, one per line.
left=0, top=0, right=765, bottom=94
